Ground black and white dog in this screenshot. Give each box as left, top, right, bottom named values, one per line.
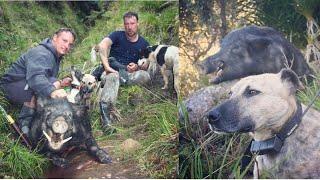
left=138, top=45, right=179, bottom=94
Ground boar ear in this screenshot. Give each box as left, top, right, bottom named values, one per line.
left=280, top=68, right=304, bottom=94
left=36, top=96, right=47, bottom=110
left=246, top=35, right=271, bottom=54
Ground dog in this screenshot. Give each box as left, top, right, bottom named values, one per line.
left=138, top=45, right=179, bottom=95
left=29, top=67, right=109, bottom=168
left=207, top=69, right=320, bottom=178
left=67, top=67, right=97, bottom=106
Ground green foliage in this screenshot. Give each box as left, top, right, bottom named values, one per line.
left=298, top=76, right=320, bottom=110
left=295, top=0, right=320, bottom=18
left=115, top=85, right=178, bottom=178
left=0, top=1, right=86, bottom=76
left=0, top=133, right=49, bottom=178
left=63, top=1, right=179, bottom=178
left=255, top=0, right=307, bottom=48
left=63, top=1, right=179, bottom=71
left=0, top=1, right=89, bottom=178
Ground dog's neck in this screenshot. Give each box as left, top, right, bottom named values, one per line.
left=250, top=100, right=303, bottom=155
left=252, top=98, right=298, bottom=141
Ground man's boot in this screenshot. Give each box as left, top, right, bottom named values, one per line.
left=99, top=101, right=116, bottom=134
left=17, top=105, right=35, bottom=139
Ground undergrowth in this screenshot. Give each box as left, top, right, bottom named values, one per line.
left=0, top=1, right=178, bottom=178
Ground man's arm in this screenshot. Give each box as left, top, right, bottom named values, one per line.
left=98, top=37, right=118, bottom=73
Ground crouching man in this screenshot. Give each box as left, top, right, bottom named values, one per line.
left=0, top=28, right=75, bottom=139
left=92, top=12, right=150, bottom=134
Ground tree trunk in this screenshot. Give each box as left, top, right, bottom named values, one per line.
left=219, top=0, right=227, bottom=37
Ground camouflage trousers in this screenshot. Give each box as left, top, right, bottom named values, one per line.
left=98, top=70, right=150, bottom=104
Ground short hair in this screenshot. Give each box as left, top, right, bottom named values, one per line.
left=123, top=11, right=138, bottom=22
left=53, top=28, right=76, bottom=40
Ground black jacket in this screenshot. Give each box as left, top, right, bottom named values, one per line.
left=0, top=38, right=61, bottom=97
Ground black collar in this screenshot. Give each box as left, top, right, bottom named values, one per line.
left=250, top=101, right=303, bottom=155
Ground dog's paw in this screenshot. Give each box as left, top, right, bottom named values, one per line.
left=96, top=149, right=112, bottom=164
left=52, top=156, right=69, bottom=168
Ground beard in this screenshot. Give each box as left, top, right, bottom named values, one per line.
left=126, top=30, right=137, bottom=37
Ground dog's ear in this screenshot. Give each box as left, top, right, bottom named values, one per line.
left=74, top=69, right=84, bottom=81
left=151, top=45, right=158, bottom=51
left=280, top=68, right=304, bottom=93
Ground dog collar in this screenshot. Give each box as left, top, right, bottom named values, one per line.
left=250, top=101, right=303, bottom=155
left=71, top=83, right=81, bottom=90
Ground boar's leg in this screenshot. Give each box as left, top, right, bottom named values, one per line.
left=85, top=137, right=112, bottom=164
left=46, top=151, right=69, bottom=168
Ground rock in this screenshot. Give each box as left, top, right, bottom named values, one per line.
left=120, top=138, right=141, bottom=152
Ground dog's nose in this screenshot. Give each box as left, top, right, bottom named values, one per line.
left=207, top=109, right=221, bottom=124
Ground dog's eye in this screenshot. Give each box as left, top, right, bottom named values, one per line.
left=246, top=89, right=261, bottom=97
left=228, top=91, right=232, bottom=97
left=88, top=82, right=92, bottom=85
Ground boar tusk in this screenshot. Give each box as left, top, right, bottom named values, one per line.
left=42, top=130, right=51, bottom=142
left=61, top=136, right=72, bottom=144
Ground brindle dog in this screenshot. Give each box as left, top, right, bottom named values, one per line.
left=207, top=69, right=320, bottom=178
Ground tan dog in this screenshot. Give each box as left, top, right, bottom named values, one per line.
left=138, top=45, right=179, bottom=95
left=67, top=68, right=97, bottom=105
left=207, top=69, right=320, bottom=178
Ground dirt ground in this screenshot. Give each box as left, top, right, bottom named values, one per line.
left=44, top=141, right=148, bottom=179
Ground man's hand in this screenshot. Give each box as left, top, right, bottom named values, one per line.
left=50, top=89, right=68, bottom=99
left=127, top=63, right=138, bottom=73
left=105, top=66, right=118, bottom=74
left=60, top=77, right=72, bottom=87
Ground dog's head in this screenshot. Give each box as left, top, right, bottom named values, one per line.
left=138, top=45, right=160, bottom=76
left=68, top=67, right=97, bottom=104
left=207, top=69, right=303, bottom=140
left=139, top=45, right=157, bottom=59
left=79, top=74, right=96, bottom=97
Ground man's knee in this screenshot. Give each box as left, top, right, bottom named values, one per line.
left=101, top=72, right=119, bottom=82
left=23, top=96, right=36, bottom=108
left=128, top=70, right=151, bottom=85
left=100, top=72, right=120, bottom=104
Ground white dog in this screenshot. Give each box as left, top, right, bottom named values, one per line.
left=138, top=45, right=179, bottom=95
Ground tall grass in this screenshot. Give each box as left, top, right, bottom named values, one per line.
left=298, top=76, right=320, bottom=110
left=0, top=1, right=87, bottom=178
left=113, top=85, right=178, bottom=178
left=64, top=1, right=179, bottom=178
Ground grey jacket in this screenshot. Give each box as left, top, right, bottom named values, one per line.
left=0, top=38, right=61, bottom=97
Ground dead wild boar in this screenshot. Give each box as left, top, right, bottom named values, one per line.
left=30, top=96, right=111, bottom=167
left=198, top=25, right=314, bottom=84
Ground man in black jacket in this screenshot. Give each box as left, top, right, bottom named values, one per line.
left=0, top=28, right=75, bottom=138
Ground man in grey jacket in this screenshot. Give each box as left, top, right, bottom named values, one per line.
left=0, top=28, right=75, bottom=138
